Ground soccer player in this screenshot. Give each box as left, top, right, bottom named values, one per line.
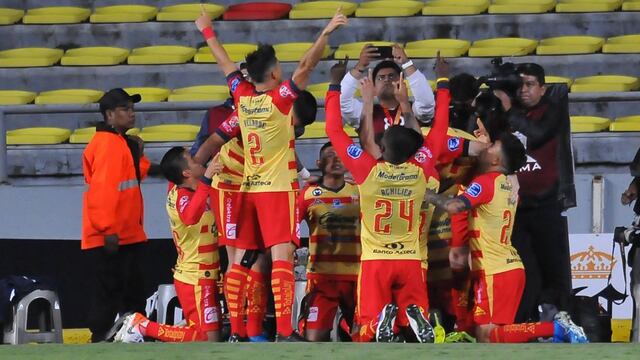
left=297, top=142, right=361, bottom=341
left=424, top=132, right=588, bottom=343
left=195, top=8, right=346, bottom=341
left=109, top=147, right=222, bottom=343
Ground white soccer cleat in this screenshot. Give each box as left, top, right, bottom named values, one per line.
left=114, top=312, right=147, bottom=343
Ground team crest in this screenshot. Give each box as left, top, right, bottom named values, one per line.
left=466, top=182, right=482, bottom=198
left=347, top=144, right=363, bottom=159
left=448, top=137, right=460, bottom=151
left=179, top=195, right=189, bottom=213
left=414, top=151, right=427, bottom=163
left=332, top=199, right=342, bottom=208
left=279, top=85, right=293, bottom=98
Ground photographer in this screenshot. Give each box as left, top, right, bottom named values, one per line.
left=622, top=148, right=640, bottom=342
left=493, top=63, right=576, bottom=323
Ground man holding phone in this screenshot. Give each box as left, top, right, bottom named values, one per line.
left=337, top=44, right=435, bottom=140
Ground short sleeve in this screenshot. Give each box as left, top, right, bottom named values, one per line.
left=411, top=145, right=438, bottom=175
left=438, top=136, right=466, bottom=165
left=270, top=79, right=301, bottom=115
left=226, top=71, right=253, bottom=104
left=458, top=173, right=497, bottom=209
left=214, top=111, right=240, bottom=142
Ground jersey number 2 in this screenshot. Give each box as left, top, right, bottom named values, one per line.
left=247, top=132, right=264, bottom=165
left=499, top=210, right=513, bottom=244
left=373, top=199, right=414, bottom=234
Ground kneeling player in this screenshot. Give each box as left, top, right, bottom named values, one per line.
left=109, top=147, right=222, bottom=343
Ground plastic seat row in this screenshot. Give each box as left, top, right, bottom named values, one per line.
left=2, top=0, right=639, bottom=25
left=571, top=115, right=640, bottom=132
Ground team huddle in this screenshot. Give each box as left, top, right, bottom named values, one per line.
left=107, top=8, right=588, bottom=344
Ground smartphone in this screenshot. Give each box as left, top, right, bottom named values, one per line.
left=375, top=46, right=393, bottom=60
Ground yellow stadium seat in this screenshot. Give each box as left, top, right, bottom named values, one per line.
left=623, top=0, right=640, bottom=10
left=355, top=0, right=423, bottom=17
left=602, top=34, right=640, bottom=53
left=122, top=87, right=170, bottom=102
left=156, top=3, right=225, bottom=21
left=555, top=0, right=622, bottom=12
left=405, top=39, right=471, bottom=58
left=571, top=75, right=640, bottom=92
left=289, top=1, right=358, bottom=19
left=536, top=36, right=604, bottom=55
left=0, top=8, right=24, bottom=24
left=0, top=90, right=37, bottom=105
left=69, top=127, right=140, bottom=144
left=7, top=127, right=72, bottom=145
left=127, top=46, right=196, bottom=65
left=610, top=115, right=640, bottom=131
left=168, top=85, right=230, bottom=102
left=90, top=5, right=158, bottom=23
left=194, top=44, right=257, bottom=63
left=422, top=0, right=489, bottom=15
left=306, top=83, right=331, bottom=99
left=273, top=43, right=332, bottom=62
left=22, top=6, right=90, bottom=24
left=545, top=76, right=573, bottom=87
left=139, top=124, right=199, bottom=142
left=468, top=38, right=538, bottom=57
left=0, top=48, right=64, bottom=68
left=334, top=41, right=395, bottom=59
left=299, top=122, right=327, bottom=139
left=61, top=47, right=130, bottom=66
left=489, top=0, right=556, bottom=14
left=570, top=116, right=610, bottom=133
left=422, top=127, right=477, bottom=141
left=35, top=89, right=104, bottom=105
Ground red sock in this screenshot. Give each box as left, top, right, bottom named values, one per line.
left=246, top=269, right=267, bottom=337
left=225, top=264, right=249, bottom=337
left=356, top=318, right=378, bottom=342
left=144, top=321, right=206, bottom=342
left=271, top=260, right=294, bottom=336
left=489, top=322, right=555, bottom=343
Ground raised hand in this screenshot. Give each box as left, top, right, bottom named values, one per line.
left=434, top=51, right=449, bottom=79
left=392, top=43, right=409, bottom=65
left=356, top=44, right=379, bottom=72
left=360, top=69, right=375, bottom=102
left=393, top=72, right=409, bottom=105
left=321, top=7, right=348, bottom=36
left=195, top=5, right=212, bottom=32
left=205, top=153, right=223, bottom=178
left=330, top=56, right=349, bottom=85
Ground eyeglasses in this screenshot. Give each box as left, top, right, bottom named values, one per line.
left=375, top=73, right=399, bottom=82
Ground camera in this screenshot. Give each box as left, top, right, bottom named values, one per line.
left=614, top=215, right=640, bottom=247
left=477, top=58, right=523, bottom=100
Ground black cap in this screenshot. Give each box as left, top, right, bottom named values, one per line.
left=99, top=88, right=141, bottom=115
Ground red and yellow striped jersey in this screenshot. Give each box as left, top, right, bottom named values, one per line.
left=227, top=71, right=299, bottom=193
left=213, top=110, right=244, bottom=192
left=298, top=182, right=361, bottom=280
left=458, top=172, right=523, bottom=275
left=166, top=183, right=220, bottom=285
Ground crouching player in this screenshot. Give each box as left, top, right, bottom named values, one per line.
left=109, top=147, right=223, bottom=343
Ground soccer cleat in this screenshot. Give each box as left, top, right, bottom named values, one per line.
left=227, top=333, right=249, bottom=343
left=375, top=303, right=398, bottom=343
left=444, top=331, right=477, bottom=343
left=113, top=312, right=147, bottom=343
left=405, top=304, right=435, bottom=343
left=553, top=311, right=589, bottom=343
left=104, top=312, right=133, bottom=342
left=275, top=332, right=307, bottom=342
left=430, top=312, right=447, bottom=344
left=248, top=335, right=269, bottom=342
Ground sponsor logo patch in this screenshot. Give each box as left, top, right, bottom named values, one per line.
left=225, top=223, right=237, bottom=239
left=346, top=144, right=363, bottom=159
left=312, top=188, right=323, bottom=197
left=466, top=182, right=482, bottom=198
left=448, top=137, right=460, bottom=151
left=308, top=306, right=318, bottom=322
left=230, top=78, right=240, bottom=93
left=332, top=199, right=342, bottom=208
left=204, top=307, right=218, bottom=324
left=179, top=195, right=189, bottom=213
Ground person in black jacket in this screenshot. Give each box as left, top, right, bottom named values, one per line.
left=493, top=63, right=576, bottom=323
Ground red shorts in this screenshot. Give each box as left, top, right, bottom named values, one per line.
left=472, top=269, right=525, bottom=326
left=210, top=187, right=241, bottom=247
left=357, top=260, right=429, bottom=328
left=235, top=191, right=299, bottom=250
left=174, top=278, right=220, bottom=332
left=303, top=277, right=356, bottom=331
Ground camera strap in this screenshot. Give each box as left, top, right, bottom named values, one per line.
left=607, top=239, right=628, bottom=305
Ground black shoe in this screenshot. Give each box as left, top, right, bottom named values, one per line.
left=376, top=304, right=398, bottom=343
left=228, top=333, right=249, bottom=343
left=275, top=332, right=307, bottom=342
left=104, top=311, right=133, bottom=342
left=406, top=304, right=435, bottom=343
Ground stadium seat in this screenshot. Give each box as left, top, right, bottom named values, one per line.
left=488, top=0, right=557, bottom=14
left=555, top=0, right=622, bottom=12
left=602, top=34, right=640, bottom=54
left=610, top=115, right=640, bottom=132
left=90, top=5, right=158, bottom=23
left=545, top=76, right=573, bottom=87
left=273, top=43, right=332, bottom=62
left=35, top=89, right=104, bottom=105
left=536, top=36, right=604, bottom=55
left=123, top=87, right=170, bottom=102
left=569, top=116, right=610, bottom=133
left=61, top=47, right=130, bottom=66
left=307, top=82, right=331, bottom=99
left=468, top=38, right=538, bottom=57
left=22, top=6, right=91, bottom=24
left=0, top=48, right=64, bottom=68
left=622, top=0, right=640, bottom=10
left=422, top=0, right=489, bottom=15
left=156, top=3, right=225, bottom=22
left=223, top=2, right=292, bottom=20
left=0, top=8, right=24, bottom=25
left=6, top=127, right=72, bottom=145
left=289, top=1, right=358, bottom=19
left=139, top=124, right=200, bottom=142
left=571, top=75, right=640, bottom=92
left=0, top=90, right=37, bottom=105
left=194, top=44, right=257, bottom=63
left=69, top=127, right=140, bottom=144
left=127, top=46, right=196, bottom=65
left=404, top=39, right=471, bottom=58
left=168, top=85, right=230, bottom=102
left=334, top=41, right=395, bottom=59
left=299, top=122, right=327, bottom=139
left=356, top=0, right=424, bottom=17
left=422, top=127, right=477, bottom=141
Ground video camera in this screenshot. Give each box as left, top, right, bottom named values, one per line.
left=477, top=58, right=523, bottom=100
left=614, top=215, right=640, bottom=247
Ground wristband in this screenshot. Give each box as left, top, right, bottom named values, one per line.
left=436, top=77, right=449, bottom=83
left=401, top=60, right=414, bottom=70
left=298, top=167, right=311, bottom=180
left=201, top=26, right=215, bottom=41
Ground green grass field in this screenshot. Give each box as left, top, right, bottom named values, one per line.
left=2, top=343, right=639, bottom=360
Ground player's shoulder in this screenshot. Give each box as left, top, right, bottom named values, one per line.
left=304, top=183, right=325, bottom=198
left=465, top=172, right=501, bottom=198
left=344, top=182, right=359, bottom=195
left=411, top=145, right=435, bottom=165
left=270, top=79, right=299, bottom=100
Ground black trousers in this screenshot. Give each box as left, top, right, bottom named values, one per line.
left=511, top=202, right=572, bottom=323
left=85, top=242, right=147, bottom=342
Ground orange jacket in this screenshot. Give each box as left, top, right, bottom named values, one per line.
left=81, top=124, right=150, bottom=250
